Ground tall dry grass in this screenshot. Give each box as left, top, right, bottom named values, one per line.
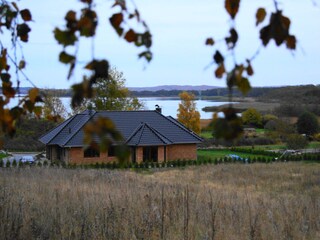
left=1, top=163, right=320, bottom=239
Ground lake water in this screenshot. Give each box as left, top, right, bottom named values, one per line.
left=6, top=96, right=229, bottom=119
left=139, top=97, right=228, bottom=119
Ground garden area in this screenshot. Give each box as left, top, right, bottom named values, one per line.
left=200, top=107, right=320, bottom=152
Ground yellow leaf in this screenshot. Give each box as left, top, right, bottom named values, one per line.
left=237, top=77, right=251, bottom=95
left=29, top=88, right=39, bottom=103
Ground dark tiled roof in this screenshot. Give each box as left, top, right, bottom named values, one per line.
left=39, top=110, right=203, bottom=147
left=126, top=122, right=173, bottom=146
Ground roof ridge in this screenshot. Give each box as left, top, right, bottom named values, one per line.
left=137, top=124, right=146, bottom=145
left=144, top=122, right=173, bottom=144
left=125, top=123, right=144, bottom=145
left=96, top=110, right=156, bottom=113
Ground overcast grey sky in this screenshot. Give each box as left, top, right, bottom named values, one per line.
left=8, top=0, right=320, bottom=88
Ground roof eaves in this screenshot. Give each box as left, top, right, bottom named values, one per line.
left=166, top=115, right=203, bottom=142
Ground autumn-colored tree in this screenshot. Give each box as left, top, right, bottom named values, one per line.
left=177, top=92, right=200, bottom=134
left=262, top=114, right=278, bottom=126
left=242, top=108, right=262, bottom=127
left=90, top=67, right=144, bottom=111
left=42, top=91, right=68, bottom=121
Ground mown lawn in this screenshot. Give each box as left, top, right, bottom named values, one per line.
left=200, top=130, right=212, bottom=139
left=0, top=152, right=8, bottom=160
left=240, top=141, right=320, bottom=151
left=197, top=149, right=274, bottom=159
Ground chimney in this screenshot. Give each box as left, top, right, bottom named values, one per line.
left=155, top=104, right=162, bottom=113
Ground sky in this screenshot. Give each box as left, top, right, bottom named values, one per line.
left=4, top=0, right=320, bottom=89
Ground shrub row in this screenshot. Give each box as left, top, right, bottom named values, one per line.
left=230, top=147, right=279, bottom=157
left=1, top=153, right=320, bottom=169
left=0, top=159, right=50, bottom=168
left=198, top=137, right=276, bottom=148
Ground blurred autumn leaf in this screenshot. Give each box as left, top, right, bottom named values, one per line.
left=205, top=38, right=215, bottom=46
left=256, top=8, right=267, bottom=26
left=213, top=107, right=243, bottom=140
left=20, top=9, right=32, bottom=21
left=225, top=0, right=240, bottom=19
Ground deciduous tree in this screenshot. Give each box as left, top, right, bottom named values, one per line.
left=242, top=108, right=262, bottom=127
left=297, top=111, right=319, bottom=136
left=286, top=134, right=308, bottom=150
left=90, top=67, right=144, bottom=111
left=42, top=91, right=68, bottom=121
left=177, top=91, right=200, bottom=134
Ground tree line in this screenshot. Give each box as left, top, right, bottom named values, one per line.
left=20, top=85, right=319, bottom=104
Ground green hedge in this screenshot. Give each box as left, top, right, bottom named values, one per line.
left=2, top=153, right=320, bottom=170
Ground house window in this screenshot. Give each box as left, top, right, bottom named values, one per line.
left=84, top=147, right=100, bottom=158
left=108, top=146, right=115, bottom=157
left=143, top=146, right=158, bottom=162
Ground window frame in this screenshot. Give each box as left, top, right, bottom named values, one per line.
left=84, top=147, right=100, bottom=158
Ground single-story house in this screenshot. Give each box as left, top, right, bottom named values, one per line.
left=39, top=109, right=203, bottom=164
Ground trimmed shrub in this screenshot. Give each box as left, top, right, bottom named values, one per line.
left=286, top=134, right=308, bottom=150
left=60, top=162, right=66, bottom=168
left=18, top=161, right=23, bottom=168
left=12, top=160, right=17, bottom=167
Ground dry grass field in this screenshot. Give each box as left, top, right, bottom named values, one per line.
left=1, top=163, right=320, bottom=239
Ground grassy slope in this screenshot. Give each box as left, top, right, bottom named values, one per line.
left=1, top=164, right=319, bottom=239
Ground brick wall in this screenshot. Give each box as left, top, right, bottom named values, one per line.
left=167, top=144, right=197, bottom=160
left=68, top=147, right=116, bottom=165
left=136, top=147, right=143, bottom=163
left=158, top=146, right=165, bottom=162
left=49, top=144, right=197, bottom=164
